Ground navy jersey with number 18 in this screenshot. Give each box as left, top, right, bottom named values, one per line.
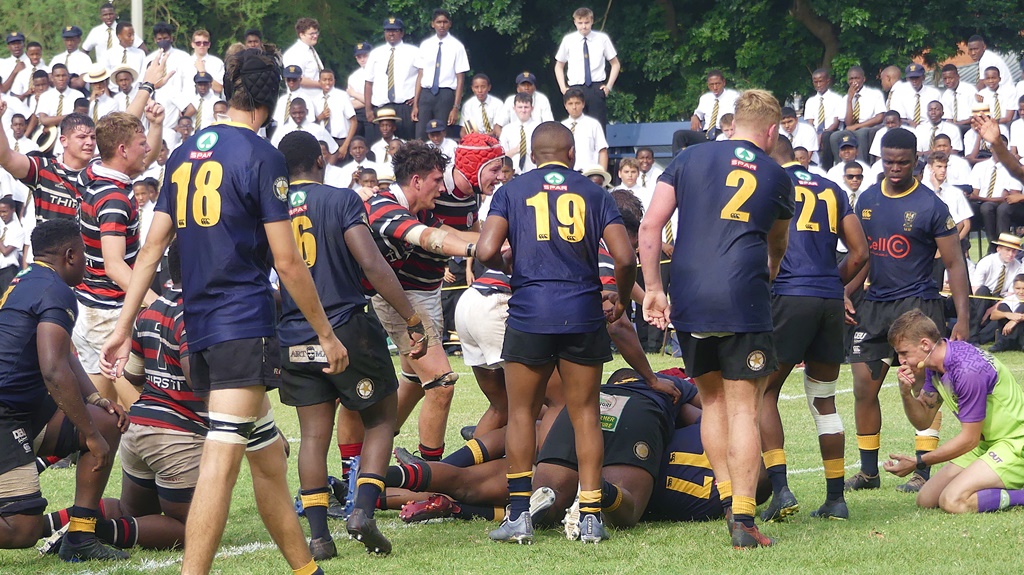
left=772, top=163, right=852, bottom=300
left=486, top=162, right=623, bottom=334
left=660, top=140, right=795, bottom=333
left=155, top=123, right=292, bottom=352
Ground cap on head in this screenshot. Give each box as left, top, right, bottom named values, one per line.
left=515, top=71, right=536, bottom=85
left=839, top=134, right=859, bottom=148
left=282, top=65, right=303, bottom=79
left=62, top=26, right=83, bottom=39
left=6, top=31, right=25, bottom=44
left=425, top=119, right=445, bottom=134
left=194, top=71, right=212, bottom=84
left=354, top=42, right=371, bottom=55
left=905, top=63, right=925, bottom=78
left=383, top=17, right=404, bottom=31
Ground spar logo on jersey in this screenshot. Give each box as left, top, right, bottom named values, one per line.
left=544, top=172, right=565, bottom=186
left=289, top=191, right=306, bottom=208
left=795, top=170, right=814, bottom=183
left=196, top=132, right=218, bottom=152
left=868, top=234, right=910, bottom=259
left=735, top=147, right=756, bottom=162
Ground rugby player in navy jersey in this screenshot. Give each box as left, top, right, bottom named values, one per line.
left=477, top=121, right=636, bottom=544
left=842, top=128, right=971, bottom=494
left=0, top=219, right=129, bottom=561
left=365, top=140, right=479, bottom=463
left=639, top=89, right=795, bottom=548
left=100, top=48, right=345, bottom=575
left=758, top=135, right=867, bottom=522
left=277, top=131, right=428, bottom=558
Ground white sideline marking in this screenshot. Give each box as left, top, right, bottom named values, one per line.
left=790, top=462, right=859, bottom=475
left=72, top=541, right=276, bottom=575
left=778, top=382, right=896, bottom=401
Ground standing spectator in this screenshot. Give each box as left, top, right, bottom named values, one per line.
left=55, top=27, right=93, bottom=78
left=181, top=72, right=219, bottom=132
left=978, top=67, right=1016, bottom=126
left=82, top=2, right=142, bottom=63
left=101, top=23, right=144, bottom=80
left=554, top=7, right=619, bottom=128
left=243, top=28, right=263, bottom=50
left=830, top=66, right=885, bottom=163
left=561, top=87, right=607, bottom=170
left=674, top=70, right=740, bottom=149
left=143, top=22, right=191, bottom=104
left=346, top=42, right=372, bottom=138
left=460, top=73, right=502, bottom=138
left=494, top=71, right=554, bottom=128
left=183, top=30, right=224, bottom=95
left=805, top=69, right=844, bottom=169
left=273, top=65, right=316, bottom=127
left=969, top=139, right=1022, bottom=253
left=365, top=17, right=418, bottom=141
left=892, top=63, right=941, bottom=128
left=0, top=196, right=23, bottom=289
left=915, top=101, right=963, bottom=154
left=83, top=65, right=117, bottom=122
left=283, top=18, right=323, bottom=91
left=413, top=9, right=469, bottom=140
left=967, top=35, right=1014, bottom=91
left=311, top=69, right=356, bottom=159
left=36, top=65, right=86, bottom=129
left=10, top=42, right=49, bottom=101
left=0, top=32, right=30, bottom=96
left=499, top=93, right=539, bottom=174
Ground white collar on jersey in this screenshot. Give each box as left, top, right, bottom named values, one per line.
left=389, top=183, right=410, bottom=210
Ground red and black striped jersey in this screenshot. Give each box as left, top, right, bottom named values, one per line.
left=365, top=186, right=448, bottom=292
left=471, top=268, right=511, bottom=295
left=128, top=288, right=207, bottom=436
left=598, top=241, right=615, bottom=290
left=75, top=163, right=139, bottom=309
left=431, top=188, right=477, bottom=231
left=20, top=155, right=83, bottom=222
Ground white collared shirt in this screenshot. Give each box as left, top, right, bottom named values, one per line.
left=370, top=137, right=405, bottom=166
left=562, top=114, right=607, bottom=168
left=841, top=86, right=887, bottom=125
left=55, top=50, right=93, bottom=77
left=310, top=87, right=356, bottom=139
left=0, top=216, right=24, bottom=269
left=499, top=118, right=540, bottom=173
left=36, top=87, right=86, bottom=117
left=83, top=22, right=142, bottom=61
left=181, top=53, right=225, bottom=94
left=415, top=34, right=469, bottom=90
left=555, top=30, right=617, bottom=86
left=495, top=92, right=554, bottom=126
left=112, top=87, right=138, bottom=112
left=10, top=61, right=50, bottom=96
left=460, top=94, right=503, bottom=134
left=781, top=121, right=819, bottom=154
left=188, top=91, right=221, bottom=131
left=365, top=41, right=419, bottom=106
left=803, top=89, right=844, bottom=130
left=964, top=123, right=1009, bottom=155
left=978, top=86, right=1017, bottom=118
left=271, top=120, right=338, bottom=154
left=826, top=159, right=871, bottom=187
left=102, top=45, right=145, bottom=77
left=283, top=40, right=323, bottom=83
left=0, top=54, right=30, bottom=92
left=979, top=50, right=1014, bottom=90
left=273, top=87, right=318, bottom=126
left=914, top=120, right=963, bottom=152
left=87, top=93, right=118, bottom=121
left=693, top=89, right=740, bottom=130
left=941, top=82, right=977, bottom=122
left=930, top=179, right=974, bottom=225
left=973, top=252, right=1023, bottom=295
left=332, top=159, right=380, bottom=189
left=971, top=158, right=1022, bottom=198
left=921, top=154, right=971, bottom=187
left=891, top=85, right=942, bottom=123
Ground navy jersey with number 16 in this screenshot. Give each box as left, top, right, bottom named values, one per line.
left=155, top=123, right=292, bottom=352
left=659, top=140, right=795, bottom=333
left=772, top=163, right=852, bottom=300
left=486, top=162, right=623, bottom=334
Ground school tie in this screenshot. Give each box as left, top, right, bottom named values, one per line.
left=953, top=94, right=959, bottom=120
left=64, top=52, right=70, bottom=65
left=663, top=219, right=674, bottom=245
left=311, top=47, right=322, bottom=74
left=106, top=27, right=112, bottom=50
left=32, top=96, right=40, bottom=115
left=849, top=192, right=856, bottom=207
left=641, top=172, right=646, bottom=187
left=284, top=92, right=292, bottom=122
left=13, top=141, right=19, bottom=152
left=386, top=47, right=396, bottom=102
left=583, top=36, right=592, bottom=87
left=930, top=125, right=937, bottom=148
left=852, top=94, right=861, bottom=124
left=481, top=103, right=492, bottom=133
left=994, top=91, right=1002, bottom=118
left=122, top=48, right=127, bottom=64
left=519, top=125, right=527, bottom=171
left=56, top=94, right=64, bottom=117
left=430, top=42, right=441, bottom=96
left=570, top=121, right=577, bottom=134
left=987, top=166, right=998, bottom=198
left=914, top=94, right=921, bottom=124
left=322, top=94, right=330, bottom=132
left=996, top=264, right=1006, bottom=295
left=816, top=97, right=825, bottom=130
left=92, top=101, right=98, bottom=122
left=158, top=166, right=164, bottom=185
left=195, top=98, right=203, bottom=131
left=886, top=89, right=893, bottom=110
left=708, top=98, right=719, bottom=135
left=124, top=93, right=130, bottom=107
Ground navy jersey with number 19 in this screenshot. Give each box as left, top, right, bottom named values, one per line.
left=660, top=140, right=795, bottom=333
left=486, top=162, right=623, bottom=334
left=155, top=123, right=292, bottom=352
left=772, top=164, right=852, bottom=300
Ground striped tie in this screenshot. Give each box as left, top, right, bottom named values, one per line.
left=386, top=47, right=396, bottom=102
left=994, top=92, right=1001, bottom=118
left=663, top=220, right=674, bottom=245
left=519, top=125, right=527, bottom=171
left=195, top=98, right=203, bottom=131
left=311, top=47, right=322, bottom=74
left=641, top=172, right=646, bottom=187
left=987, top=165, right=998, bottom=198
left=996, top=264, right=1006, bottom=295
left=914, top=94, right=921, bottom=124
left=852, top=94, right=860, bottom=124
left=850, top=192, right=856, bottom=206
left=953, top=94, right=958, bottom=120
left=14, top=141, right=19, bottom=152
left=92, top=101, right=98, bottom=122
left=708, top=98, right=719, bottom=135
left=481, top=103, right=491, bottom=133
left=106, top=27, right=112, bottom=50
left=122, top=48, right=127, bottom=64
left=124, top=93, right=130, bottom=107
left=930, top=125, right=937, bottom=148
left=817, top=97, right=825, bottom=127
left=284, top=93, right=292, bottom=123
left=570, top=121, right=577, bottom=134
left=56, top=94, right=63, bottom=117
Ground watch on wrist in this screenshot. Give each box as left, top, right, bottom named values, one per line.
left=916, top=453, right=927, bottom=470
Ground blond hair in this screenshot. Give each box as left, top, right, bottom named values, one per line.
left=734, top=89, right=781, bottom=133
left=887, top=309, right=942, bottom=348
left=95, top=112, right=143, bottom=161
left=573, top=7, right=594, bottom=19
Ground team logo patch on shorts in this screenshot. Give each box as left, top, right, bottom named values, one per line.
left=288, top=344, right=327, bottom=363
left=356, top=378, right=374, bottom=399
left=746, top=350, right=767, bottom=371
left=633, top=441, right=650, bottom=461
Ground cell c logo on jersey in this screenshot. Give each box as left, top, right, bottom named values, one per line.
left=747, top=350, right=766, bottom=371
left=356, top=378, right=374, bottom=400
left=196, top=132, right=218, bottom=151
left=633, top=441, right=650, bottom=461
left=543, top=172, right=565, bottom=186
left=734, top=148, right=756, bottom=162
left=870, top=234, right=910, bottom=259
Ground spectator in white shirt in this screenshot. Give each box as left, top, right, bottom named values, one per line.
left=499, top=93, right=539, bottom=173
left=894, top=63, right=941, bottom=128
left=869, top=111, right=903, bottom=160
left=0, top=197, right=23, bottom=290
left=413, top=9, right=469, bottom=140
left=690, top=70, right=739, bottom=136
left=282, top=17, right=323, bottom=90
left=101, top=23, right=145, bottom=79
left=968, top=35, right=1014, bottom=91
left=979, top=66, right=1017, bottom=126
left=915, top=101, right=963, bottom=155
left=494, top=71, right=554, bottom=128
left=110, top=65, right=138, bottom=112
left=830, top=65, right=886, bottom=163
left=0, top=32, right=30, bottom=96
left=424, top=119, right=457, bottom=159
left=82, top=2, right=142, bottom=62
left=347, top=42, right=372, bottom=138
left=183, top=30, right=224, bottom=95
left=805, top=68, right=844, bottom=168
left=553, top=6, right=619, bottom=128
left=922, top=134, right=971, bottom=186
left=36, top=65, right=85, bottom=128
left=9, top=42, right=48, bottom=101
left=780, top=106, right=819, bottom=162
left=925, top=152, right=973, bottom=245
left=144, top=22, right=191, bottom=103
left=826, top=134, right=870, bottom=184
left=940, top=63, right=976, bottom=127
left=970, top=137, right=1024, bottom=253
left=270, top=98, right=339, bottom=155
left=311, top=69, right=356, bottom=157
left=82, top=65, right=117, bottom=122
left=331, top=136, right=378, bottom=189
left=634, top=147, right=663, bottom=196
left=364, top=17, right=419, bottom=141
left=1009, top=95, right=1024, bottom=156
left=181, top=72, right=220, bottom=132
left=794, top=146, right=828, bottom=179
left=133, top=177, right=157, bottom=247
left=368, top=107, right=404, bottom=166
left=274, top=65, right=317, bottom=127
left=617, top=158, right=640, bottom=192
left=460, top=73, right=503, bottom=138
left=561, top=87, right=607, bottom=169
left=55, top=27, right=92, bottom=81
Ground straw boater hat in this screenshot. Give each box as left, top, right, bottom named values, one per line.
left=29, top=125, right=58, bottom=153
left=111, top=65, right=138, bottom=82
left=372, top=108, right=401, bottom=124
left=993, top=233, right=1022, bottom=251
left=581, top=165, right=612, bottom=189
left=83, top=64, right=111, bottom=84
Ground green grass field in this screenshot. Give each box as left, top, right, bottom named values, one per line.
left=5, top=350, right=1024, bottom=575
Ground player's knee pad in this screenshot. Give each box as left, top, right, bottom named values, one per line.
left=400, top=371, right=421, bottom=385
left=804, top=374, right=844, bottom=436
left=422, top=371, right=458, bottom=390
left=207, top=412, right=258, bottom=445
left=246, top=412, right=280, bottom=452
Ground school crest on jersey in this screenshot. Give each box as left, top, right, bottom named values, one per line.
left=273, top=177, right=289, bottom=201
left=633, top=441, right=651, bottom=461
left=945, top=216, right=955, bottom=230
left=903, top=211, right=916, bottom=232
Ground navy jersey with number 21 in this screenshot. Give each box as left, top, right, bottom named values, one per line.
left=486, top=162, right=623, bottom=334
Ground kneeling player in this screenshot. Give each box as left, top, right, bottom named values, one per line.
left=884, top=310, right=1024, bottom=514
left=758, top=135, right=867, bottom=521
left=0, top=220, right=129, bottom=561
left=278, top=131, right=427, bottom=558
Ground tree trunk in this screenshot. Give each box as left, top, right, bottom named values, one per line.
left=655, top=0, right=678, bottom=41
left=790, top=0, right=839, bottom=71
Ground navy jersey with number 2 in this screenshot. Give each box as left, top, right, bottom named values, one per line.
left=486, top=162, right=623, bottom=334
left=659, top=140, right=795, bottom=333
left=155, top=122, right=292, bottom=352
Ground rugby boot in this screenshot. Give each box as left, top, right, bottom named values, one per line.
left=400, top=494, right=460, bottom=523
left=730, top=523, right=776, bottom=549
left=326, top=475, right=348, bottom=519
left=346, top=508, right=391, bottom=555
left=810, top=498, right=849, bottom=520
left=579, top=514, right=609, bottom=544
left=843, top=471, right=880, bottom=491
left=394, top=446, right=425, bottom=466
left=724, top=508, right=734, bottom=535
left=58, top=536, right=129, bottom=562
left=895, top=472, right=927, bottom=493
left=38, top=525, right=68, bottom=556
left=562, top=495, right=581, bottom=540
left=460, top=425, right=477, bottom=441
left=530, top=487, right=556, bottom=521
left=760, top=487, right=799, bottom=522
left=488, top=509, right=534, bottom=544
left=309, top=536, right=337, bottom=561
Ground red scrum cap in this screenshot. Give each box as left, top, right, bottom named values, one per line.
left=454, top=133, right=504, bottom=197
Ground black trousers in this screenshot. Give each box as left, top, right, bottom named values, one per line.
left=570, top=83, right=608, bottom=129
left=415, top=88, right=455, bottom=140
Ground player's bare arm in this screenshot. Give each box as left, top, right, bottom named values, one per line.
left=766, top=217, right=791, bottom=282
left=638, top=181, right=676, bottom=329
left=475, top=215, right=508, bottom=271
left=975, top=114, right=1024, bottom=182
left=937, top=233, right=971, bottom=340
left=141, top=102, right=165, bottom=170
left=603, top=221, right=636, bottom=323
left=836, top=213, right=868, bottom=285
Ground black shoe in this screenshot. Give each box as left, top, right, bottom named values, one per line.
left=394, top=446, right=426, bottom=466
left=989, top=343, right=1011, bottom=353
left=460, top=425, right=476, bottom=441
left=730, top=523, right=775, bottom=549
left=326, top=475, right=348, bottom=519
left=346, top=508, right=391, bottom=555
left=760, top=487, right=799, bottom=522
left=809, top=498, right=849, bottom=520
left=309, top=536, right=337, bottom=561
left=58, top=535, right=129, bottom=562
